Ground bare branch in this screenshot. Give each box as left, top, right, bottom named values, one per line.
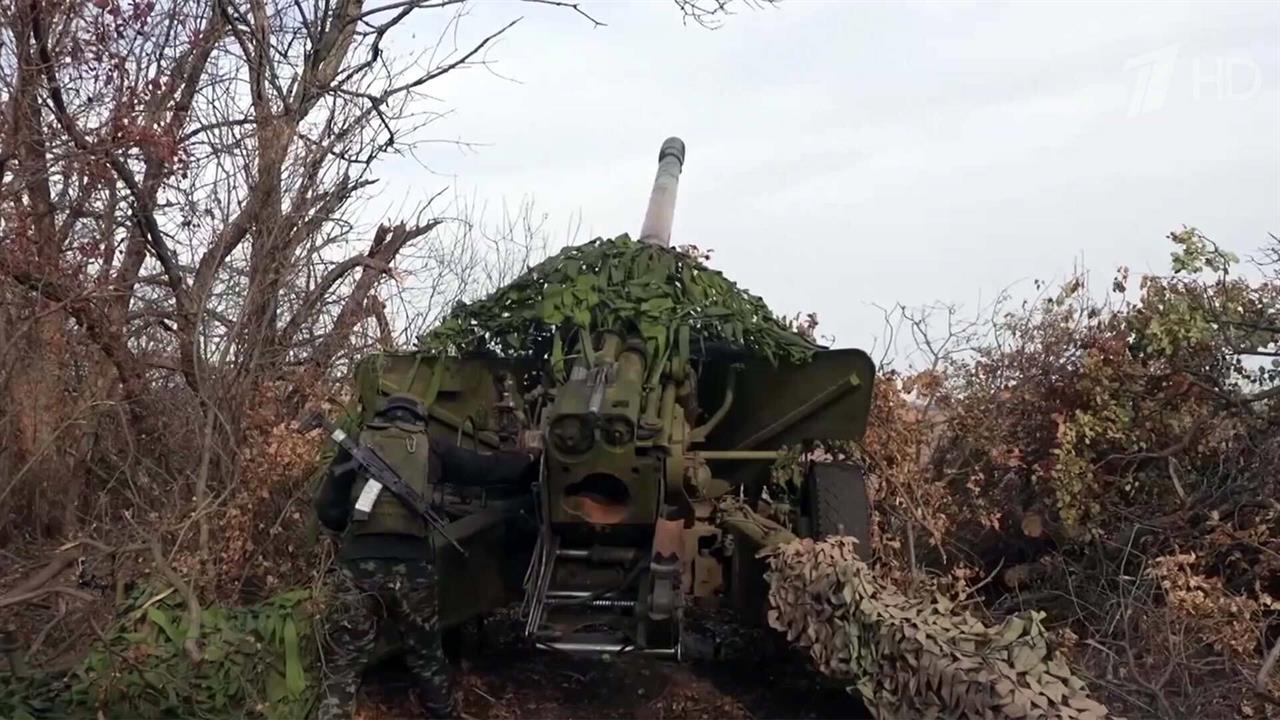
left=521, top=0, right=606, bottom=27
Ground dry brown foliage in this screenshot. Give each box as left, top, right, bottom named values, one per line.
left=857, top=230, right=1280, bottom=718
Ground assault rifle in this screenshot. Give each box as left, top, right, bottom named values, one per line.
left=300, top=411, right=466, bottom=556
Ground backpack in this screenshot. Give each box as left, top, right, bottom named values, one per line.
left=347, top=416, right=433, bottom=538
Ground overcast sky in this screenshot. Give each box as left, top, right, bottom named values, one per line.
left=369, top=0, right=1279, bottom=361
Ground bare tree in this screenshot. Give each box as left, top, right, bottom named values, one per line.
left=0, top=0, right=779, bottom=550
left=0, top=0, right=571, bottom=542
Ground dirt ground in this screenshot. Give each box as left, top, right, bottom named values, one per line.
left=359, top=612, right=871, bottom=720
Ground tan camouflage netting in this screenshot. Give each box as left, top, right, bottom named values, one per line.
left=764, top=538, right=1113, bottom=720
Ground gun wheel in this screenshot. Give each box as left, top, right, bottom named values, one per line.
left=803, top=461, right=872, bottom=553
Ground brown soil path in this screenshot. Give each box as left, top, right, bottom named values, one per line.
left=359, top=614, right=871, bottom=720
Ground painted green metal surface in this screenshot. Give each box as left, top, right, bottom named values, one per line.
left=701, top=348, right=876, bottom=451
left=432, top=497, right=536, bottom=629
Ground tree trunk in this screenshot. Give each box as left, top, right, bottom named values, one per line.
left=8, top=1, right=74, bottom=538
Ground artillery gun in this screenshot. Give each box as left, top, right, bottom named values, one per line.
left=340, top=138, right=876, bottom=659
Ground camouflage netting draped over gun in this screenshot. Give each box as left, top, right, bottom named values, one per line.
left=418, top=234, right=818, bottom=365
left=764, top=538, right=1113, bottom=720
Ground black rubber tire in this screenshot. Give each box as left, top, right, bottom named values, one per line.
left=803, top=461, right=872, bottom=553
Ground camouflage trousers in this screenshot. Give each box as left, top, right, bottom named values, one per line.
left=317, top=558, right=456, bottom=720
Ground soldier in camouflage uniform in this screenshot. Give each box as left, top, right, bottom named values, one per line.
left=314, top=394, right=538, bottom=720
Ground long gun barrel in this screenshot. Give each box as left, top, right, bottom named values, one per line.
left=638, top=137, right=686, bottom=247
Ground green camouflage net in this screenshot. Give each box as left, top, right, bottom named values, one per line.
left=418, top=234, right=819, bottom=366
left=765, top=538, right=1112, bottom=720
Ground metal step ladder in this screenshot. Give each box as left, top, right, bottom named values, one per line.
left=520, top=536, right=680, bottom=658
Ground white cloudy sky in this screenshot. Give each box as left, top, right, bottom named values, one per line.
left=367, top=0, right=1279, bottom=360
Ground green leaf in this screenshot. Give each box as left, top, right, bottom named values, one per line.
left=551, top=333, right=565, bottom=379
left=148, top=607, right=181, bottom=647
left=272, top=590, right=310, bottom=607
left=641, top=297, right=675, bottom=314
left=283, top=616, right=305, bottom=697
left=639, top=321, right=664, bottom=341
left=203, top=643, right=226, bottom=663
left=265, top=669, right=287, bottom=704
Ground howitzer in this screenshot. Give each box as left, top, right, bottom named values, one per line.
left=512, top=137, right=876, bottom=658
left=300, top=410, right=467, bottom=556
left=337, top=136, right=877, bottom=660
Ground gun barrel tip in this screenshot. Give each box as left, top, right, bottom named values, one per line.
left=659, top=137, right=685, bottom=165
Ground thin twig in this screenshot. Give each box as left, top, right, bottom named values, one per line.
left=521, top=0, right=605, bottom=27
left=0, top=586, right=95, bottom=608
left=1259, top=635, right=1280, bottom=698
left=957, top=558, right=1004, bottom=605
left=28, top=596, right=68, bottom=658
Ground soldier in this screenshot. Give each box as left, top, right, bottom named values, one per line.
left=313, top=393, right=538, bottom=720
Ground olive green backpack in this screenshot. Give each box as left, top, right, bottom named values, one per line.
left=347, top=417, right=432, bottom=538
